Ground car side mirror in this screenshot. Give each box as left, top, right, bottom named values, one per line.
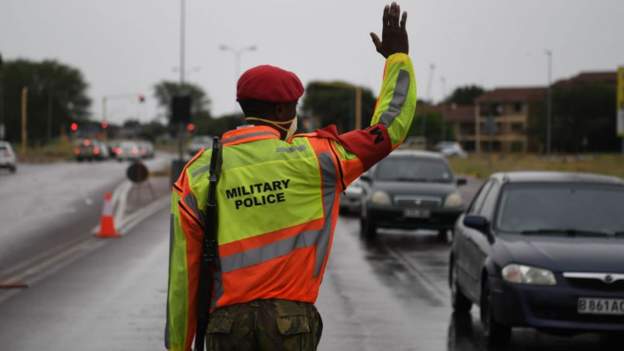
left=456, top=178, right=467, bottom=186
left=360, top=174, right=372, bottom=183
left=463, top=215, right=490, bottom=234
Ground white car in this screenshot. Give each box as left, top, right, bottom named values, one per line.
left=435, top=141, right=467, bottom=158
left=340, top=178, right=364, bottom=214
left=0, top=141, right=17, bottom=173
left=113, top=141, right=141, bottom=161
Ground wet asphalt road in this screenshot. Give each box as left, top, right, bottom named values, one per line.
left=0, top=176, right=622, bottom=350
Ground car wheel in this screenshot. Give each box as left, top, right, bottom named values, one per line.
left=480, top=279, right=511, bottom=346
left=450, top=259, right=472, bottom=313
left=9, top=165, right=17, bottom=173
left=359, top=210, right=377, bottom=239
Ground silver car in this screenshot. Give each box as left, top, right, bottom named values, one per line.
left=0, top=141, right=17, bottom=173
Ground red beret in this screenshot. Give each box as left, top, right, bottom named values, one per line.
left=237, top=65, right=304, bottom=103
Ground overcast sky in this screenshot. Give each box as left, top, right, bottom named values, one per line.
left=1, top=0, right=623, bottom=124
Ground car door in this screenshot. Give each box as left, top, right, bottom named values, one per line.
left=464, top=179, right=501, bottom=300
left=455, top=179, right=493, bottom=299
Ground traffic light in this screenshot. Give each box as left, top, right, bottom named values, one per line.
left=138, top=94, right=145, bottom=103
left=101, top=121, right=109, bottom=129
left=70, top=122, right=78, bottom=133
left=186, top=122, right=196, bottom=133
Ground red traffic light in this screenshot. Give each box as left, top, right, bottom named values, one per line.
left=186, top=122, right=196, bottom=133
left=138, top=94, right=145, bottom=103
left=70, top=122, right=78, bottom=132
left=101, top=121, right=109, bottom=129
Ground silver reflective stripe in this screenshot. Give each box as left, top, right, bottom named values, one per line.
left=211, top=269, right=224, bottom=308
left=379, top=69, right=410, bottom=126
left=221, top=131, right=276, bottom=145
left=314, top=153, right=337, bottom=276
left=217, top=152, right=338, bottom=276
left=184, top=194, right=204, bottom=223
left=220, top=230, right=321, bottom=273
left=191, top=165, right=210, bottom=178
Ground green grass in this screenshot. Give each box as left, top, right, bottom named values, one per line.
left=448, top=153, right=624, bottom=179
left=15, top=138, right=75, bottom=163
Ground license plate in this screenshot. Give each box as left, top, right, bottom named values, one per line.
left=578, top=298, right=624, bottom=315
left=403, top=208, right=430, bottom=218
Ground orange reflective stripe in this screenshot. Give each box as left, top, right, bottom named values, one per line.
left=221, top=126, right=279, bottom=146
left=218, top=218, right=324, bottom=257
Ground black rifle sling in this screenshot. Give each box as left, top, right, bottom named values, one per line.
left=194, top=137, right=222, bottom=351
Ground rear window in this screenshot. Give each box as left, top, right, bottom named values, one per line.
left=375, top=156, right=453, bottom=183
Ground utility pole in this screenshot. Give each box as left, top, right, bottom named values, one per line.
left=440, top=76, right=447, bottom=141
left=180, top=0, right=186, bottom=86
left=354, top=86, right=362, bottom=130
left=0, top=53, right=4, bottom=140
left=47, top=92, right=54, bottom=143
left=21, top=87, right=28, bottom=154
left=545, top=50, right=553, bottom=155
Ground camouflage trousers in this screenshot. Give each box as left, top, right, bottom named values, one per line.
left=205, top=299, right=323, bottom=351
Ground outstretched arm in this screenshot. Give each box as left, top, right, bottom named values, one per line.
left=320, top=2, right=417, bottom=186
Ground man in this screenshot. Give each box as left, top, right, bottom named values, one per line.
left=166, top=2, right=416, bottom=350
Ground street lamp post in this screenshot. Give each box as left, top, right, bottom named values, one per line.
left=545, top=49, right=553, bottom=155
left=219, top=45, right=257, bottom=79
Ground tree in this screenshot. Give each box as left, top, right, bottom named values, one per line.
left=301, top=81, right=376, bottom=132
left=444, top=85, right=485, bottom=105
left=1, top=59, right=91, bottom=144
left=153, top=80, right=211, bottom=121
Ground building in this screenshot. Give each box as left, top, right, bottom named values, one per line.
left=474, top=87, right=546, bottom=153
left=441, top=104, right=477, bottom=151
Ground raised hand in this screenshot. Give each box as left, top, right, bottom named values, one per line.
left=370, top=2, right=409, bottom=58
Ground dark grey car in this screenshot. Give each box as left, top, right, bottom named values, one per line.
left=359, top=150, right=466, bottom=240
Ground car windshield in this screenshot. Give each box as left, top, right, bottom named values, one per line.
left=496, top=183, right=624, bottom=236
left=375, top=156, right=453, bottom=183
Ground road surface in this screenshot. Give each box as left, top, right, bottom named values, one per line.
left=0, top=174, right=620, bottom=350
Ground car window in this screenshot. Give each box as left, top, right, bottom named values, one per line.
left=468, top=180, right=493, bottom=214
left=479, top=180, right=501, bottom=218
left=375, top=156, right=453, bottom=183
left=0, top=145, right=6, bottom=151
left=496, top=183, right=624, bottom=234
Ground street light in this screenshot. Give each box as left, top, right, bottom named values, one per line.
left=219, top=45, right=258, bottom=78
left=545, top=49, right=553, bottom=155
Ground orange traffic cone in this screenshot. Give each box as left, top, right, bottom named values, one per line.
left=97, top=192, right=120, bottom=238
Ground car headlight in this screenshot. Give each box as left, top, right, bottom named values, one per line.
left=502, top=264, right=557, bottom=286
left=370, top=191, right=391, bottom=205
left=444, top=192, right=463, bottom=208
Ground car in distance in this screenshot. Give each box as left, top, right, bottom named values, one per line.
left=449, top=172, right=624, bottom=346
left=74, top=139, right=109, bottom=161
left=359, top=150, right=466, bottom=241
left=112, top=141, right=141, bottom=161
left=0, top=141, right=17, bottom=173
left=340, top=177, right=363, bottom=214
left=187, top=135, right=213, bottom=157
left=435, top=141, right=467, bottom=158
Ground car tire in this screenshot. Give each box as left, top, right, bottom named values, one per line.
left=360, top=212, right=377, bottom=239
left=450, top=259, right=472, bottom=313
left=9, top=165, right=17, bottom=174
left=480, top=279, right=511, bottom=346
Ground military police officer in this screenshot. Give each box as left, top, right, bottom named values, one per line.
left=166, top=2, right=417, bottom=350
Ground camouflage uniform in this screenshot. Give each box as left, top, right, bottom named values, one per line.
left=205, top=299, right=323, bottom=351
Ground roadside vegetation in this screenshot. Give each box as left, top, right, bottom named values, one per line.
left=14, top=138, right=74, bottom=163
left=448, top=153, right=624, bottom=179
